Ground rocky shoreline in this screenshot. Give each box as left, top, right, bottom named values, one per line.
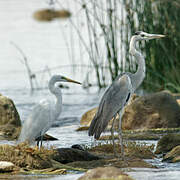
left=0, top=91, right=180, bottom=179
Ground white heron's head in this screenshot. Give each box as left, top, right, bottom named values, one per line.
left=134, top=31, right=165, bottom=41
left=48, top=75, right=81, bottom=94
left=49, top=75, right=81, bottom=89
left=58, top=75, right=81, bottom=84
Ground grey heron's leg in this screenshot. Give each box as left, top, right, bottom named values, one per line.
left=118, top=109, right=125, bottom=160
left=111, top=115, right=117, bottom=157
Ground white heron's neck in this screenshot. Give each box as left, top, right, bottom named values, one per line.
left=129, top=36, right=146, bottom=90
left=48, top=77, right=62, bottom=118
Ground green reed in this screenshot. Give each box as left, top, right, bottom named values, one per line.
left=77, top=0, right=180, bottom=92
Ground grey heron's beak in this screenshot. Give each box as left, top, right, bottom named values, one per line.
left=64, top=77, right=81, bottom=85
left=147, top=34, right=165, bottom=40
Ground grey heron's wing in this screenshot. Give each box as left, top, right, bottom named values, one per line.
left=18, top=99, right=54, bottom=143
left=88, top=74, right=132, bottom=139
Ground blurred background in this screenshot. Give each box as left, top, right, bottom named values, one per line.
left=1, top=0, right=179, bottom=93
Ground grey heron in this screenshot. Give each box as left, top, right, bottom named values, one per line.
left=18, top=75, right=81, bottom=147
left=88, top=31, right=165, bottom=159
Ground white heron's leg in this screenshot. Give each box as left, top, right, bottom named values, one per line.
left=111, top=115, right=117, bottom=157
left=40, top=135, right=43, bottom=148
left=37, top=139, right=40, bottom=147
left=118, top=109, right=125, bottom=160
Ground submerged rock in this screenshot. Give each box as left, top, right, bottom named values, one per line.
left=78, top=167, right=134, bottom=180
left=163, top=145, right=180, bottom=163
left=0, top=161, right=15, bottom=172
left=155, top=134, right=180, bottom=154
left=0, top=94, right=21, bottom=140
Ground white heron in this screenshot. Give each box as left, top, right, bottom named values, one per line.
left=18, top=75, right=81, bottom=147
left=88, top=31, right=165, bottom=159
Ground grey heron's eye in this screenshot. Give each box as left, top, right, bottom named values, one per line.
left=141, top=34, right=145, bottom=37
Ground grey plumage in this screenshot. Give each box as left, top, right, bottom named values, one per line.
left=88, top=74, right=132, bottom=139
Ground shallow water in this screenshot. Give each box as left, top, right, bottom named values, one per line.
left=0, top=0, right=180, bottom=179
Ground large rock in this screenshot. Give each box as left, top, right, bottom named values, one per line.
left=0, top=161, right=15, bottom=172
left=123, top=91, right=180, bottom=130
left=80, top=91, right=180, bottom=131
left=155, top=134, right=180, bottom=154
left=78, top=167, right=134, bottom=180
left=163, top=145, right=180, bottom=163
left=0, top=94, right=21, bottom=140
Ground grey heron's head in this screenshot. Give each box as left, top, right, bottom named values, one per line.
left=134, top=31, right=165, bottom=41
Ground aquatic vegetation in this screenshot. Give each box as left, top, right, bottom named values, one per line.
left=88, top=141, right=154, bottom=159
left=0, top=142, right=55, bottom=169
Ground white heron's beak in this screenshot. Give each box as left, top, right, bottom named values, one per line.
left=146, top=34, right=165, bottom=40
left=64, top=77, right=81, bottom=84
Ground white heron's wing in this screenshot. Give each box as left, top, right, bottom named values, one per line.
left=89, top=74, right=132, bottom=139
left=18, top=99, right=55, bottom=143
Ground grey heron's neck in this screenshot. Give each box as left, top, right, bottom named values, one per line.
left=129, top=36, right=145, bottom=90
left=48, top=78, right=62, bottom=117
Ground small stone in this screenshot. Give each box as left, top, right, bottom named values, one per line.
left=0, top=161, right=15, bottom=172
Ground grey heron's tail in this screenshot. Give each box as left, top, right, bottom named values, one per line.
left=88, top=115, right=103, bottom=139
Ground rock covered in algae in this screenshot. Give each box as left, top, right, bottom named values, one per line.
left=0, top=94, right=21, bottom=140
left=163, top=145, right=180, bottom=163
left=155, top=134, right=180, bottom=154
left=78, top=167, right=134, bottom=180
